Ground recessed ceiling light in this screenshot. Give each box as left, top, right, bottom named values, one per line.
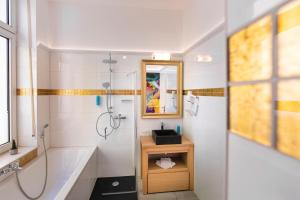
left=122, top=56, right=127, bottom=59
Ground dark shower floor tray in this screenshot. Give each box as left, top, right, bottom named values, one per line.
left=90, top=176, right=138, bottom=200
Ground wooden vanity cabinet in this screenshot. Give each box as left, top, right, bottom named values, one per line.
left=140, top=136, right=194, bottom=194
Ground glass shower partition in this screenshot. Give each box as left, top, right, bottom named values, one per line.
left=93, top=53, right=138, bottom=199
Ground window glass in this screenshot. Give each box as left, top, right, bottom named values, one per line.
left=0, top=36, right=9, bottom=146
left=0, top=0, right=8, bottom=24
left=229, top=83, right=272, bottom=146
left=229, top=16, right=272, bottom=82
left=277, top=80, right=300, bottom=159
left=278, top=0, right=300, bottom=77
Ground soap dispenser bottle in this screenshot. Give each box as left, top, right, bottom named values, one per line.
left=161, top=122, right=164, bottom=130
left=176, top=125, right=181, bottom=135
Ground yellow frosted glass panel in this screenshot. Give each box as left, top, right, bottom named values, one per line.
left=278, top=1, right=300, bottom=77
left=230, top=84, right=272, bottom=146
left=229, top=16, right=272, bottom=82
left=277, top=80, right=300, bottom=159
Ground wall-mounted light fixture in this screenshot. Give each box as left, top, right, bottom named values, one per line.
left=196, top=54, right=213, bottom=63
left=152, top=52, right=171, bottom=60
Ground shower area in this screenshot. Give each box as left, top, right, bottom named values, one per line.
left=90, top=52, right=138, bottom=200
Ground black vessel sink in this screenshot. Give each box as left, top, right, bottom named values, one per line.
left=152, top=129, right=181, bottom=145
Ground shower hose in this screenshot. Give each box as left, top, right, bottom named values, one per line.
left=15, top=135, right=48, bottom=200
left=96, top=92, right=122, bottom=139
left=16, top=1, right=47, bottom=198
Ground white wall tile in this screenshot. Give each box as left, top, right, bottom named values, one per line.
left=37, top=96, right=50, bottom=151
left=36, top=47, right=51, bottom=152
left=37, top=47, right=50, bottom=88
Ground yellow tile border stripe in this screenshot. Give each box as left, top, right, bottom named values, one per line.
left=17, top=88, right=225, bottom=97
left=184, top=88, right=225, bottom=97
left=17, top=88, right=38, bottom=96
left=278, top=2, right=300, bottom=33
left=166, top=89, right=178, bottom=94
left=277, top=101, right=300, bottom=112
left=17, top=88, right=141, bottom=96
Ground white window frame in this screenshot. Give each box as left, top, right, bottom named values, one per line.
left=0, top=0, right=16, bottom=154
left=0, top=0, right=16, bottom=33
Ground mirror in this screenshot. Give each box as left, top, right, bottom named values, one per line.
left=141, top=60, right=183, bottom=118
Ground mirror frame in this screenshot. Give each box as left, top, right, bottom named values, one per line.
left=141, top=60, right=183, bottom=119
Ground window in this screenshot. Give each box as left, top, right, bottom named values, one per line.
left=0, top=0, right=16, bottom=153
left=0, top=36, right=9, bottom=146
left=228, top=15, right=273, bottom=147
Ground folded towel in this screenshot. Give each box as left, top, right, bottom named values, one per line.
left=156, top=157, right=176, bottom=169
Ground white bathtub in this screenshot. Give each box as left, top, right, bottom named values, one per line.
left=0, top=147, right=97, bottom=200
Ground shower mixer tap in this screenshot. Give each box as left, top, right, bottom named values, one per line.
left=0, top=161, right=22, bottom=177
left=113, top=114, right=126, bottom=120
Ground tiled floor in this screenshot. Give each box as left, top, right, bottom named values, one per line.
left=139, top=191, right=199, bottom=200
left=137, top=180, right=199, bottom=200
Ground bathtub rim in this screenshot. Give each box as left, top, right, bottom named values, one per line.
left=54, top=146, right=97, bottom=200
left=0, top=146, right=97, bottom=199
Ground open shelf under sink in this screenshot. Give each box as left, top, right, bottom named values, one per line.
left=148, top=157, right=188, bottom=174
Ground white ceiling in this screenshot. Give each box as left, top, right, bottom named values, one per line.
left=49, top=0, right=186, bottom=10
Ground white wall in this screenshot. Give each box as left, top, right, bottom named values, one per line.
left=182, top=0, right=225, bottom=50
left=48, top=0, right=183, bottom=52
left=183, top=30, right=227, bottom=200
left=182, top=5, right=227, bottom=200
left=36, top=0, right=50, bottom=46
left=49, top=51, right=183, bottom=177
left=228, top=134, right=300, bottom=200
left=227, top=0, right=286, bottom=34
left=227, top=0, right=300, bottom=200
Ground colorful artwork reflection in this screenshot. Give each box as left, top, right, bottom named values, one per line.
left=229, top=16, right=272, bottom=82
left=278, top=1, right=300, bottom=77
left=146, top=73, right=160, bottom=113
left=277, top=80, right=300, bottom=159
left=229, top=84, right=272, bottom=146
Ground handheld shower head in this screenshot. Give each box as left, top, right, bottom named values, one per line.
left=43, top=124, right=49, bottom=129
left=40, top=124, right=49, bottom=139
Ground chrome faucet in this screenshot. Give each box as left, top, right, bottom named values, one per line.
left=0, top=160, right=21, bottom=177
left=161, top=121, right=164, bottom=130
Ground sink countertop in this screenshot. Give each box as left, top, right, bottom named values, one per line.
left=140, top=136, right=193, bottom=148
